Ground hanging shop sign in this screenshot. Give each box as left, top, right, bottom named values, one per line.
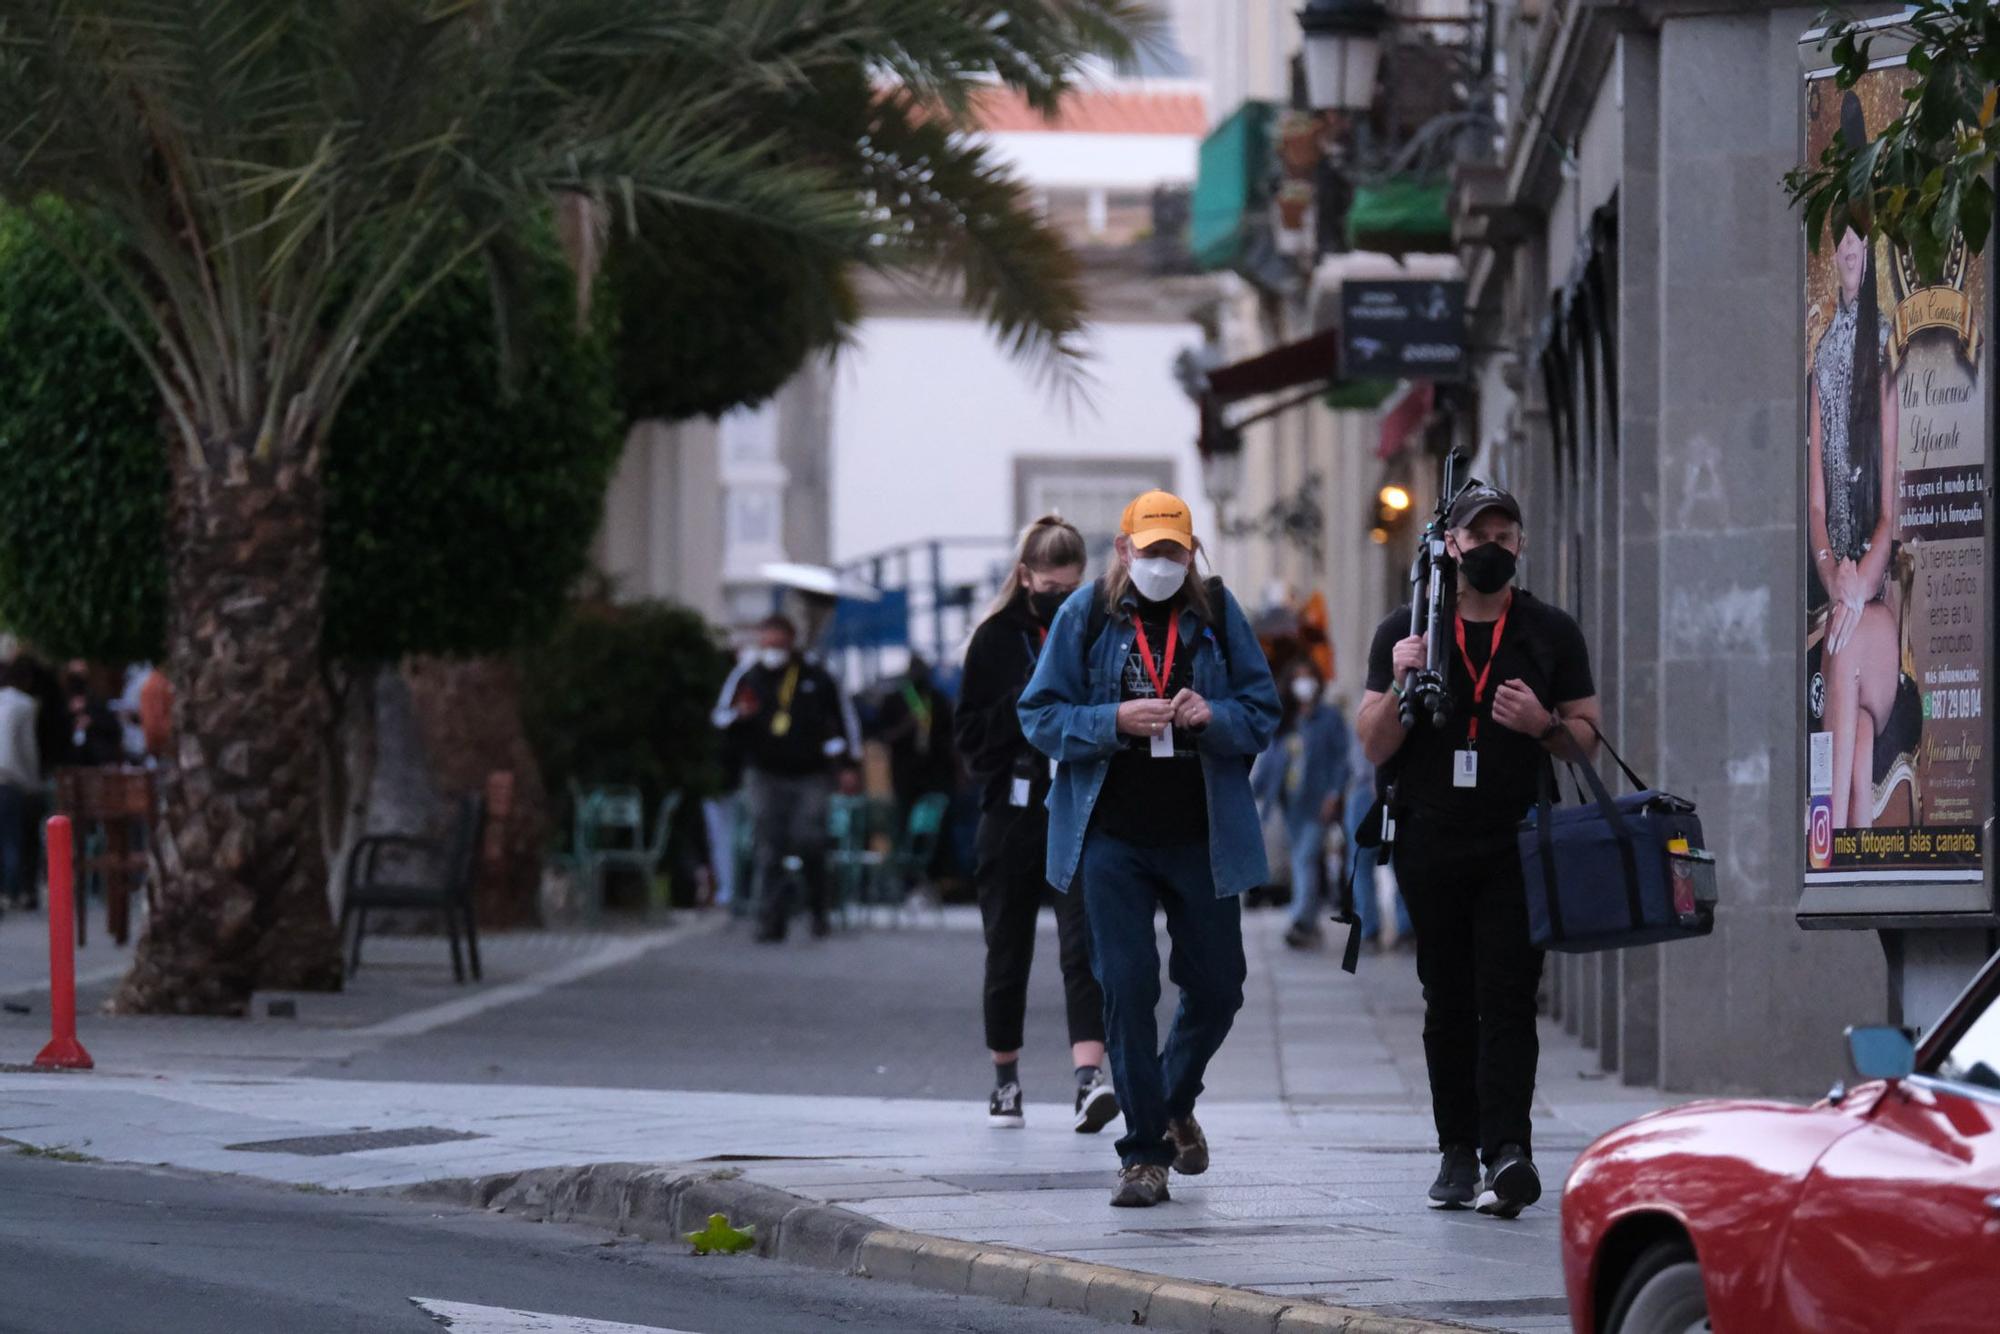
left=1340, top=279, right=1467, bottom=381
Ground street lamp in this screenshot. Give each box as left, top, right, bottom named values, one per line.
left=1297, top=0, right=1389, bottom=114
left=1202, top=441, right=1245, bottom=508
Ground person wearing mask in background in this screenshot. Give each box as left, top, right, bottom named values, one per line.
left=956, top=515, right=1116, bottom=1136
left=1251, top=660, right=1352, bottom=950
left=1357, top=485, right=1600, bottom=1220
left=1021, top=491, right=1279, bottom=1208
left=0, top=662, right=39, bottom=913
left=1342, top=717, right=1412, bottom=951
left=711, top=615, right=861, bottom=943
left=874, top=654, right=957, bottom=819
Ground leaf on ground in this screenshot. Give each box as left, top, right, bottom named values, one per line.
left=686, top=1212, right=756, bottom=1256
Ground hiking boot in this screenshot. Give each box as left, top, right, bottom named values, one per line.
left=1165, top=1115, right=1209, bottom=1176
left=1073, top=1071, right=1119, bottom=1135
left=988, top=1081, right=1024, bottom=1129
left=1109, top=1163, right=1170, bottom=1208
left=1475, top=1144, right=1543, bottom=1219
left=1427, top=1144, right=1480, bottom=1210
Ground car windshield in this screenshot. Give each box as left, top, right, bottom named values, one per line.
left=1933, top=962, right=2000, bottom=1093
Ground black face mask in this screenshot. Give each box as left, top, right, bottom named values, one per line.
left=1457, top=542, right=1517, bottom=595
left=1028, top=589, right=1069, bottom=623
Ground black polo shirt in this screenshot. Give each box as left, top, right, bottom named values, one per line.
left=1365, top=590, right=1594, bottom=832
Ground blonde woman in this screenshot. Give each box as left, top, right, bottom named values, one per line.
left=955, top=515, right=1116, bottom=1134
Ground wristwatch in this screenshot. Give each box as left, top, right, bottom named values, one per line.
left=1539, top=717, right=1566, bottom=741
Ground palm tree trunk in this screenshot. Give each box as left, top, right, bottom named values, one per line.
left=113, top=437, right=343, bottom=1014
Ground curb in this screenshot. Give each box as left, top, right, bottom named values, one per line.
left=402, top=1163, right=1475, bottom=1334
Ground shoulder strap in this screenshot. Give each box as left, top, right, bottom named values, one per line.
left=1079, top=578, right=1111, bottom=671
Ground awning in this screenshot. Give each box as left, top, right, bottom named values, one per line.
left=1191, top=100, right=1275, bottom=272
left=1348, top=178, right=1452, bottom=254
left=1376, top=380, right=1435, bottom=460
left=1205, top=327, right=1341, bottom=405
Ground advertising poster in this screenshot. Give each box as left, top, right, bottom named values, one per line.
left=1803, top=66, right=1988, bottom=887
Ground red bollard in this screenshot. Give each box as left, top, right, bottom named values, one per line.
left=34, top=816, right=93, bottom=1071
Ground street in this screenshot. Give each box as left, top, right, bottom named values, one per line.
left=1, top=907, right=1677, bottom=1333
left=0, top=1150, right=1113, bottom=1334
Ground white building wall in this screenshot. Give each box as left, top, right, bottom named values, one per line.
left=829, top=316, right=1205, bottom=604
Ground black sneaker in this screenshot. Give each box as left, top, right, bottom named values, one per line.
left=1475, top=1144, right=1542, bottom=1219
left=1427, top=1144, right=1479, bottom=1210
left=988, top=1080, right=1024, bottom=1129
left=1073, top=1071, right=1119, bottom=1134
left=1109, top=1163, right=1170, bottom=1208
left=1282, top=921, right=1322, bottom=950
left=1165, top=1115, right=1209, bottom=1175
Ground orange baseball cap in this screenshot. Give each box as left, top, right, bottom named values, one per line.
left=1121, top=490, right=1196, bottom=550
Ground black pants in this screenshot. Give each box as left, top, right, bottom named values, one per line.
left=976, top=805, right=1104, bottom=1053
left=1393, top=818, right=1545, bottom=1164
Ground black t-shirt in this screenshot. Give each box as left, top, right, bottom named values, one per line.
left=1094, top=598, right=1208, bottom=844
left=1365, top=590, right=1594, bottom=831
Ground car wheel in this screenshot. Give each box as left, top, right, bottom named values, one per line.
left=1605, top=1240, right=1710, bottom=1334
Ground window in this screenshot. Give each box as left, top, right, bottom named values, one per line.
left=1933, top=983, right=2000, bottom=1093
left=1014, top=457, right=1176, bottom=559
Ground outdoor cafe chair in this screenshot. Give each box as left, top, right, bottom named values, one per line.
left=341, top=792, right=485, bottom=983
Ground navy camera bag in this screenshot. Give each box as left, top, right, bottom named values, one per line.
left=1519, top=728, right=1715, bottom=953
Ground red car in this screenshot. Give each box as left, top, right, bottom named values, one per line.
left=1561, top=948, right=2000, bottom=1333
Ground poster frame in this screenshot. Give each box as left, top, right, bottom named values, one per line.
left=1795, top=23, right=2000, bottom=929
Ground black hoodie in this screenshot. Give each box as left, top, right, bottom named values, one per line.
left=954, top=591, right=1056, bottom=813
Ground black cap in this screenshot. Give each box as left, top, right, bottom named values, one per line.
left=1447, top=484, right=1522, bottom=531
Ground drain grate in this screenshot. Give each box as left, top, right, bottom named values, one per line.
left=225, top=1126, right=484, bottom=1156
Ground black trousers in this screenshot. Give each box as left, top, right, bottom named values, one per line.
left=976, top=804, right=1104, bottom=1054
left=1393, top=817, right=1546, bottom=1164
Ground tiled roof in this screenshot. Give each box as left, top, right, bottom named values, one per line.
left=970, top=85, right=1207, bottom=136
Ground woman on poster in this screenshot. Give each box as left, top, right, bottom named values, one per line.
left=1808, top=91, right=1911, bottom=829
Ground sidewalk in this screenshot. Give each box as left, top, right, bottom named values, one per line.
left=0, top=907, right=1687, bottom=1332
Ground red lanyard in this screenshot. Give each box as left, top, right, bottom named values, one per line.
left=1131, top=614, right=1180, bottom=700
left=1453, top=592, right=1511, bottom=748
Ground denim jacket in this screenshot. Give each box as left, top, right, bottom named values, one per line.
left=1018, top=581, right=1280, bottom=897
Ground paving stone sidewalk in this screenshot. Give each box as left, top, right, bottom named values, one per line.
left=0, top=907, right=1693, bottom=1332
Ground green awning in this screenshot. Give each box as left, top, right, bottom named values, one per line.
left=1191, top=100, right=1275, bottom=272
left=1322, top=378, right=1397, bottom=411
left=1348, top=178, right=1452, bottom=252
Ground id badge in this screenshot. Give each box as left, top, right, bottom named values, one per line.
left=1150, top=723, right=1175, bottom=759
left=1453, top=749, right=1479, bottom=788
left=1009, top=776, right=1031, bottom=808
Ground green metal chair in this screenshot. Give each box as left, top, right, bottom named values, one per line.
left=581, top=789, right=678, bottom=921
left=881, top=792, right=951, bottom=927
left=826, top=794, right=884, bottom=927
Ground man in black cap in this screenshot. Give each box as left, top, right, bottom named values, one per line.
left=1355, top=485, right=1600, bottom=1219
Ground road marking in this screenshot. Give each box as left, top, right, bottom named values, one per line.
left=411, top=1297, right=701, bottom=1333
left=357, top=916, right=723, bottom=1040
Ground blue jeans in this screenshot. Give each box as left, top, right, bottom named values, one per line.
left=1287, top=822, right=1324, bottom=928
left=1080, top=833, right=1247, bottom=1168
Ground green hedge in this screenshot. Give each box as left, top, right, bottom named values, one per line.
left=0, top=205, right=624, bottom=663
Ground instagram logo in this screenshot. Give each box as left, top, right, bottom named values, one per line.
left=1808, top=798, right=1833, bottom=869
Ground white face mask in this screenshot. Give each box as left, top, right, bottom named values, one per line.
left=1128, top=555, right=1187, bottom=603
left=757, top=648, right=790, bottom=671
left=1290, top=677, right=1319, bottom=705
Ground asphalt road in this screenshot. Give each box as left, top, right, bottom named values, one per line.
left=308, top=912, right=1210, bottom=1105
left=0, top=1152, right=1118, bottom=1334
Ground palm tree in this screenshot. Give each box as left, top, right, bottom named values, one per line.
left=0, top=1, right=1154, bottom=1015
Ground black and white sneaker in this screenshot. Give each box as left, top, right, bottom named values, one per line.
left=988, top=1080, right=1025, bottom=1129
left=1475, top=1143, right=1542, bottom=1219
left=1073, top=1071, right=1119, bottom=1134
left=1427, top=1144, right=1480, bottom=1210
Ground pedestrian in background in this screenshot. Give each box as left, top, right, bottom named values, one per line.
left=1251, top=659, right=1351, bottom=950
left=874, top=654, right=957, bottom=817
left=1342, top=720, right=1412, bottom=950
left=711, top=615, right=861, bottom=943
left=957, top=514, right=1115, bottom=1136
left=1020, top=491, right=1279, bottom=1208
left=1356, top=485, right=1600, bottom=1219
left=0, top=661, right=40, bottom=913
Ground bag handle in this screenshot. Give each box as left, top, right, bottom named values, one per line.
left=1536, top=718, right=1647, bottom=933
